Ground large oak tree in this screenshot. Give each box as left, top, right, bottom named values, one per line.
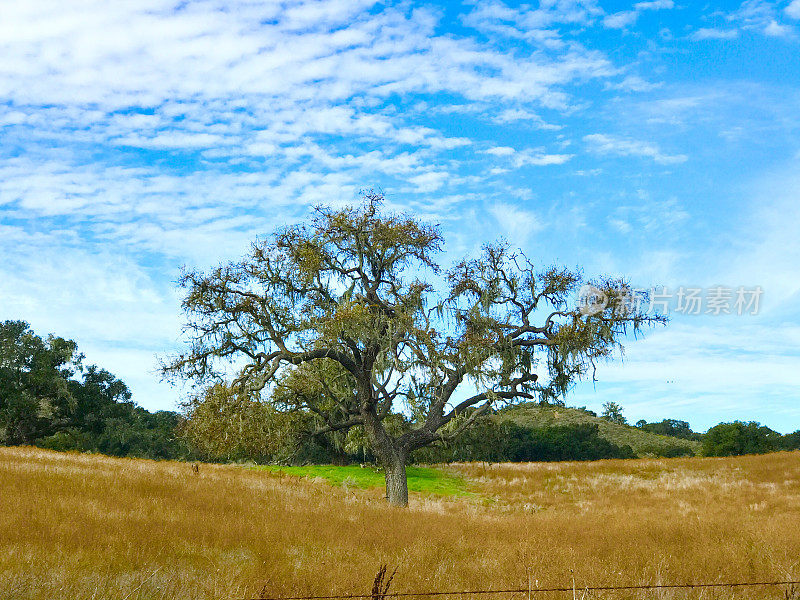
left=163, top=195, right=665, bottom=505
left=0, top=320, right=81, bottom=444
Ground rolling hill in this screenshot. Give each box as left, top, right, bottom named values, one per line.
left=494, top=404, right=702, bottom=457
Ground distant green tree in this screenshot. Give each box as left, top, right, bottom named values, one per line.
left=0, top=320, right=82, bottom=444
left=601, top=401, right=627, bottom=425
left=1, top=320, right=187, bottom=459
left=37, top=366, right=133, bottom=452
left=417, top=417, right=512, bottom=463
left=415, top=419, right=635, bottom=463
left=638, top=444, right=695, bottom=458
left=639, top=418, right=699, bottom=441
left=702, top=421, right=781, bottom=456
left=574, top=406, right=597, bottom=417
left=69, top=366, right=133, bottom=433
left=779, top=430, right=800, bottom=451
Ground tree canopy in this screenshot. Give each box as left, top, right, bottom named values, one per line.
left=636, top=418, right=700, bottom=441
left=0, top=320, right=82, bottom=444
left=601, top=401, right=627, bottom=425
left=0, top=320, right=186, bottom=459
left=702, top=421, right=784, bottom=457
left=163, top=194, right=666, bottom=505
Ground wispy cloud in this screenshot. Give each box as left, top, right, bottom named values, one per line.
left=603, top=0, right=674, bottom=29
left=603, top=11, right=640, bottom=29
left=490, top=108, right=562, bottom=130
left=605, top=75, right=663, bottom=93
left=485, top=146, right=573, bottom=168
left=690, top=0, right=799, bottom=40
left=0, top=0, right=618, bottom=243
left=583, top=133, right=687, bottom=164
left=634, top=0, right=675, bottom=9
left=691, top=28, right=740, bottom=40
left=763, top=19, right=794, bottom=36
left=489, top=201, right=545, bottom=246
left=462, top=0, right=603, bottom=43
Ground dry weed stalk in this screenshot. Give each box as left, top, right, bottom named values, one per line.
left=371, top=565, right=397, bottom=600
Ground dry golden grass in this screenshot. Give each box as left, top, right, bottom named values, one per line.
left=2, top=447, right=800, bottom=600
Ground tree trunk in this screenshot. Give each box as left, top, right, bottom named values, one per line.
left=384, top=450, right=409, bottom=507
left=360, top=399, right=409, bottom=506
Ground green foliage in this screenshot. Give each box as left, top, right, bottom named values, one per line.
left=637, top=444, right=695, bottom=458
left=1, top=320, right=187, bottom=459
left=180, top=382, right=323, bottom=463
left=702, top=421, right=783, bottom=457
left=415, top=419, right=635, bottom=463
left=637, top=418, right=701, bottom=441
left=0, top=320, right=82, bottom=444
left=162, top=194, right=666, bottom=494
left=601, top=401, right=627, bottom=425
left=779, top=430, right=800, bottom=451
left=494, top=404, right=701, bottom=457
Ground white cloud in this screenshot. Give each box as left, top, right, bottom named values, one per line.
left=708, top=0, right=800, bottom=40
left=603, top=0, right=673, bottom=29
left=408, top=171, right=450, bottom=193
left=485, top=146, right=573, bottom=167
left=634, top=0, right=674, bottom=9
left=489, top=201, right=544, bottom=245
left=0, top=157, right=338, bottom=259
left=0, top=0, right=618, bottom=244
left=604, top=11, right=639, bottom=29
left=608, top=195, right=689, bottom=239
left=462, top=0, right=602, bottom=41
left=113, top=132, right=229, bottom=149
left=606, top=75, right=663, bottom=93
left=516, top=152, right=574, bottom=166
left=787, top=0, right=800, bottom=19
left=691, top=28, right=740, bottom=40
left=583, top=133, right=687, bottom=164
left=0, top=1, right=615, bottom=123
left=609, top=218, right=633, bottom=234
left=491, top=108, right=562, bottom=130
left=485, top=146, right=516, bottom=156
left=764, top=19, right=793, bottom=36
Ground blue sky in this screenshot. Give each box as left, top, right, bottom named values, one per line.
left=1, top=0, right=799, bottom=432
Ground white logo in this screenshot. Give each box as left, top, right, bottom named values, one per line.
left=578, top=284, right=608, bottom=316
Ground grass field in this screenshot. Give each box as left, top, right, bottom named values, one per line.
left=257, top=464, right=471, bottom=496
left=3, top=447, right=800, bottom=600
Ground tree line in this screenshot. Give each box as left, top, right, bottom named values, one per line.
left=2, top=319, right=798, bottom=464
left=0, top=320, right=188, bottom=459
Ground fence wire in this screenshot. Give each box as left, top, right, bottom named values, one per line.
left=251, top=579, right=800, bottom=600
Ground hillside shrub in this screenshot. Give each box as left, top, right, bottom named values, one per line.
left=415, top=420, right=635, bottom=463
left=702, top=421, right=782, bottom=456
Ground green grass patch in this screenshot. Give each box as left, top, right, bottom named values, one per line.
left=257, top=464, right=471, bottom=496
